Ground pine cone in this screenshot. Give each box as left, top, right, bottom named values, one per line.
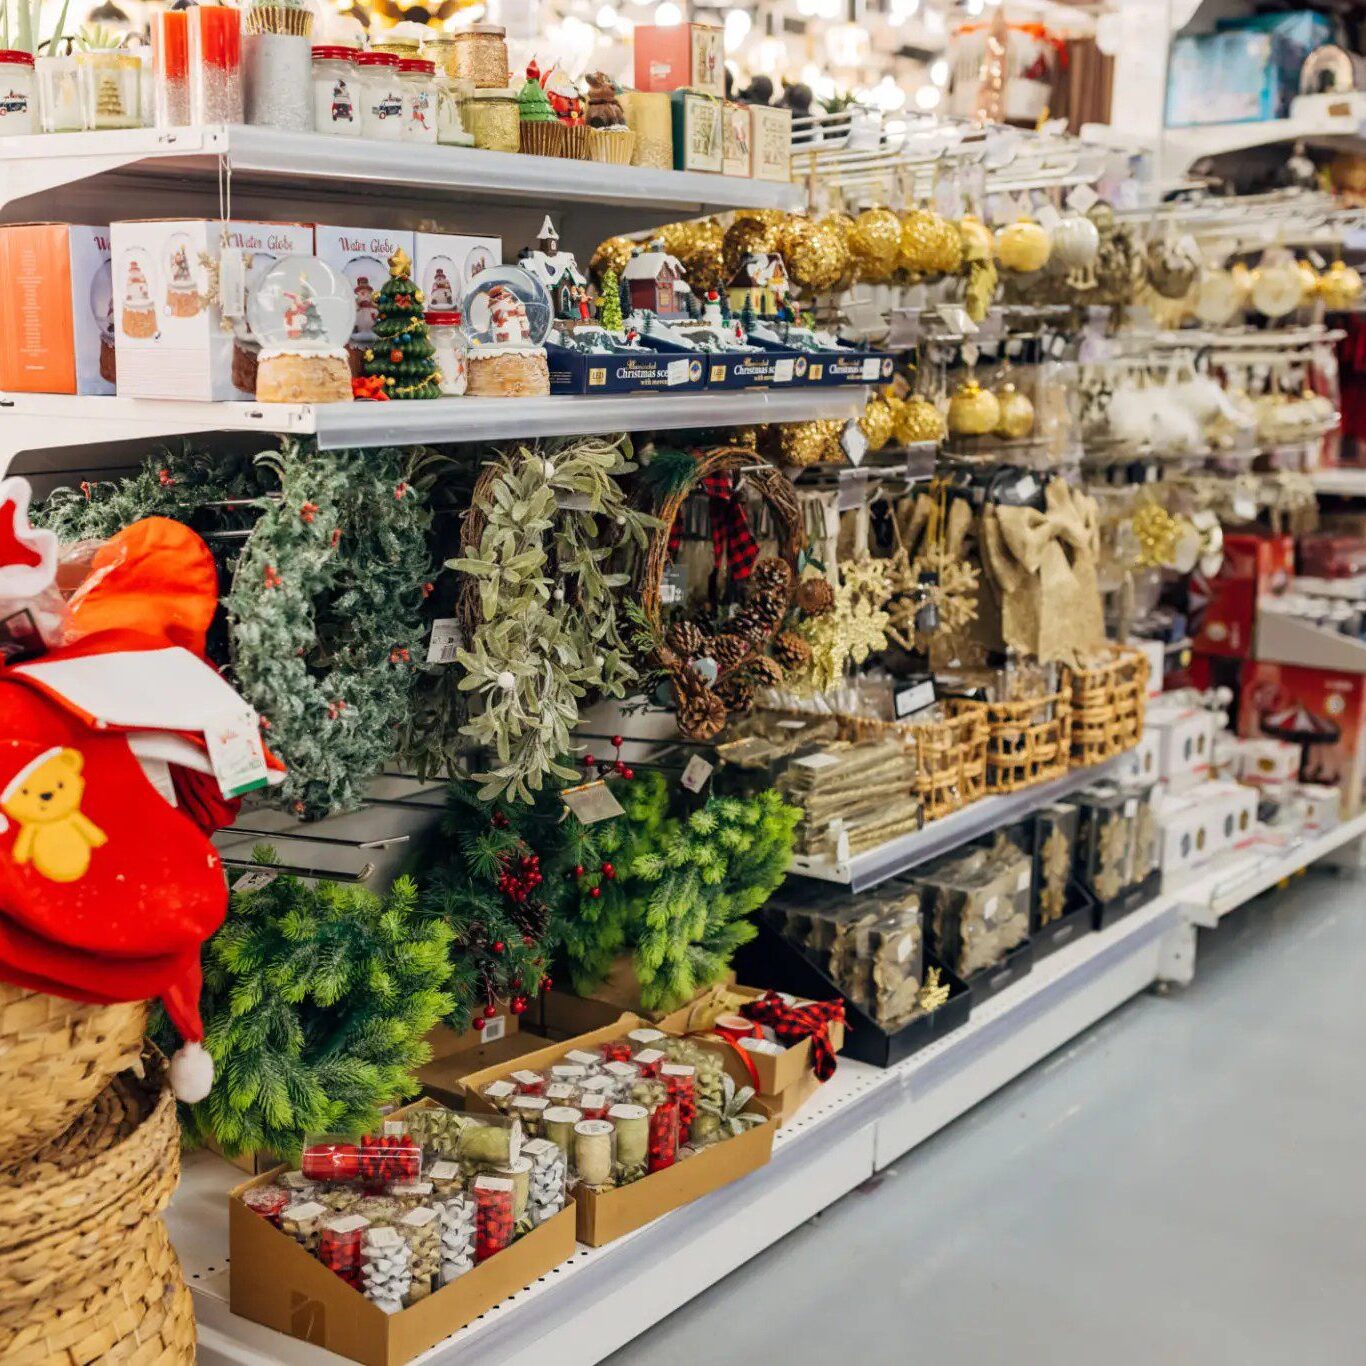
left=730, top=588, right=786, bottom=644
left=772, top=631, right=813, bottom=671
left=665, top=619, right=707, bottom=661
left=744, top=656, right=785, bottom=688
left=672, top=668, right=727, bottom=741
left=709, top=631, right=752, bottom=673
left=748, top=556, right=793, bottom=601
left=795, top=575, right=836, bottom=617
left=716, top=677, right=756, bottom=716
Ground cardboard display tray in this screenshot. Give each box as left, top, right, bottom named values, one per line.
left=459, top=1014, right=778, bottom=1246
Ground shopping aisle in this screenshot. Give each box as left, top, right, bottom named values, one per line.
left=610, top=869, right=1366, bottom=1366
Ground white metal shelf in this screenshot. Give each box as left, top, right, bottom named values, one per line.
left=0, top=125, right=805, bottom=219
left=0, top=388, right=866, bottom=473
left=1311, top=467, right=1366, bottom=498
left=1162, top=93, right=1366, bottom=177
left=789, top=758, right=1121, bottom=892
left=167, top=808, right=1364, bottom=1366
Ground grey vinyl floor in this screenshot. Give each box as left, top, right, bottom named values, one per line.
left=608, top=867, right=1366, bottom=1366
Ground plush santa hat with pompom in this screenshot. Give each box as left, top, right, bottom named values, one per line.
left=0, top=484, right=283, bottom=1101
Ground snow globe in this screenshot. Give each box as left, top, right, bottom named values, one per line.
left=462, top=264, right=552, bottom=397
left=246, top=255, right=356, bottom=403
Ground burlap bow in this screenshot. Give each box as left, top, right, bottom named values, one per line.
left=981, top=479, right=1105, bottom=667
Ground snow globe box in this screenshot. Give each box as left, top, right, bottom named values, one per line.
left=545, top=334, right=709, bottom=395
left=315, top=225, right=415, bottom=372
left=110, top=219, right=314, bottom=401
left=413, top=231, right=501, bottom=314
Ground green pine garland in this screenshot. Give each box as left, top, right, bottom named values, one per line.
left=558, top=770, right=801, bottom=1012
left=160, top=850, right=455, bottom=1160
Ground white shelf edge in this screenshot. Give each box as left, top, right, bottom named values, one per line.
left=1311, top=467, right=1366, bottom=498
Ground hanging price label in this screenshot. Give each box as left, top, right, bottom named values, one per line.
left=206, top=707, right=270, bottom=799
left=680, top=755, right=714, bottom=793
left=427, top=619, right=462, bottom=665
left=562, top=780, right=625, bottom=825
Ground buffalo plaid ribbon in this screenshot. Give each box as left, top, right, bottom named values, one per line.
left=740, top=992, right=845, bottom=1082
left=667, top=471, right=760, bottom=584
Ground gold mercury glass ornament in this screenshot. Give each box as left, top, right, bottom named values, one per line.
left=996, top=217, right=1051, bottom=274
left=948, top=380, right=1001, bottom=436
left=993, top=382, right=1035, bottom=439
left=1319, top=259, right=1365, bottom=310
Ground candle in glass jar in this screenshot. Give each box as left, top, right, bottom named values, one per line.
left=357, top=50, right=403, bottom=140
left=189, top=5, right=242, bottom=123
left=153, top=10, right=189, bottom=126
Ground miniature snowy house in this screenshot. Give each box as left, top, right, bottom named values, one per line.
left=621, top=243, right=691, bottom=320
left=727, top=251, right=790, bottom=317
left=518, top=216, right=590, bottom=321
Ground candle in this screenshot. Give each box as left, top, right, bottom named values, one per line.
left=189, top=5, right=242, bottom=124
left=573, top=1118, right=613, bottom=1186
left=153, top=10, right=189, bottom=126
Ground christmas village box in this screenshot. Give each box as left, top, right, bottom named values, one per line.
left=460, top=1014, right=778, bottom=1247
left=228, top=1099, right=576, bottom=1366
left=545, top=335, right=709, bottom=396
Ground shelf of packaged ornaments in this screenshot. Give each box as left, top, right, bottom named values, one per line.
left=169, top=799, right=1366, bottom=1366
left=0, top=125, right=805, bottom=221
left=0, top=387, right=866, bottom=474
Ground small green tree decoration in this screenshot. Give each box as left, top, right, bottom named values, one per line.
left=362, top=246, right=441, bottom=399
left=162, top=851, right=455, bottom=1160
left=598, top=268, right=624, bottom=332
left=558, top=770, right=801, bottom=1012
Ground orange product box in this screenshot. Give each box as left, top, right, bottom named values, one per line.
left=633, top=22, right=724, bottom=98
left=0, top=223, right=114, bottom=395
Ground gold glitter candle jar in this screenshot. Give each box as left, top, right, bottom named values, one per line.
left=450, top=24, right=509, bottom=88
left=621, top=90, right=672, bottom=169
left=467, top=86, right=519, bottom=151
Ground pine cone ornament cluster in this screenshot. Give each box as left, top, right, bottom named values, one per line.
left=665, top=619, right=707, bottom=661
left=732, top=587, right=786, bottom=643
left=795, top=575, right=835, bottom=616
left=749, top=555, right=794, bottom=600
left=715, top=676, right=756, bottom=717
left=709, top=631, right=752, bottom=673
left=745, top=655, right=785, bottom=688
left=672, top=666, right=727, bottom=742
left=772, top=631, right=813, bottom=671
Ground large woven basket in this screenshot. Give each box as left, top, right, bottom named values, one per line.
left=978, top=688, right=1073, bottom=792
left=0, top=1054, right=182, bottom=1317
left=0, top=982, right=147, bottom=1163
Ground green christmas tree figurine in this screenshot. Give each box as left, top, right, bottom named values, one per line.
left=598, top=268, right=624, bottom=333
left=363, top=247, right=442, bottom=399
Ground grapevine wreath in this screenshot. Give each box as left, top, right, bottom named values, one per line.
left=634, top=445, right=806, bottom=741
left=449, top=435, right=656, bottom=803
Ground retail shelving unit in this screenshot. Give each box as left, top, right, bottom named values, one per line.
left=166, top=809, right=1366, bottom=1366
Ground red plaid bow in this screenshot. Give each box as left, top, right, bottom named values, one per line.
left=740, top=992, right=845, bottom=1082
left=667, top=471, right=760, bottom=584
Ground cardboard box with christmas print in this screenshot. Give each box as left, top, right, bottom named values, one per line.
left=460, top=1014, right=777, bottom=1246
left=750, top=104, right=793, bottom=182
left=722, top=100, right=751, bottom=176
left=315, top=225, right=415, bottom=371
left=633, top=22, right=724, bottom=98
left=669, top=90, right=723, bottom=173
left=412, top=231, right=501, bottom=316
left=0, top=223, right=115, bottom=395
left=110, top=219, right=314, bottom=401
left=1238, top=660, right=1366, bottom=814
left=1189, top=531, right=1294, bottom=659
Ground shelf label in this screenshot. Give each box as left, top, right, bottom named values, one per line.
left=427, top=618, right=462, bottom=665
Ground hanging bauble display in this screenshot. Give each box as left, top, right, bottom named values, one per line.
left=1297, top=258, right=1321, bottom=301
left=993, top=382, right=1035, bottom=439
left=859, top=393, right=896, bottom=451
left=1250, top=249, right=1305, bottom=318
left=758, top=418, right=843, bottom=467
left=947, top=380, right=1000, bottom=436
left=782, top=215, right=845, bottom=291
left=849, top=206, right=901, bottom=283
left=669, top=216, right=725, bottom=292
left=895, top=394, right=947, bottom=445
left=897, top=208, right=938, bottom=275
left=591, top=235, right=635, bottom=283
left=1193, top=267, right=1242, bottom=326
left=1050, top=213, right=1099, bottom=272
left=996, top=218, right=1051, bottom=274
left=1319, top=259, right=1365, bottom=310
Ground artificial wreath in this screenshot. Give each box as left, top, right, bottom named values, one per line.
left=160, top=850, right=455, bottom=1160
left=449, top=435, right=654, bottom=803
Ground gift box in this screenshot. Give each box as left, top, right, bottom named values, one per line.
left=412, top=231, right=501, bottom=314
left=0, top=223, right=114, bottom=395
left=1233, top=736, right=1301, bottom=786
left=721, top=100, right=750, bottom=176
left=750, top=104, right=792, bottom=183
left=110, top=218, right=314, bottom=401
left=634, top=23, right=724, bottom=98
left=315, top=225, right=415, bottom=370
left=545, top=341, right=708, bottom=395
left=669, top=89, right=723, bottom=173
left=1190, top=532, right=1294, bottom=659
left=1144, top=702, right=1216, bottom=792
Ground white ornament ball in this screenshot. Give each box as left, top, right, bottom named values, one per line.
left=497, top=670, right=516, bottom=691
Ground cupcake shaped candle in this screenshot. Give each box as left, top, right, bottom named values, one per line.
left=585, top=71, right=635, bottom=164
left=518, top=61, right=563, bottom=156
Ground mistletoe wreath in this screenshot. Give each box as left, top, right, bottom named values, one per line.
left=449, top=434, right=655, bottom=803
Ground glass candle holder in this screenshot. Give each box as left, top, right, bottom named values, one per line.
left=0, top=50, right=36, bottom=136
left=189, top=5, right=243, bottom=124
left=37, top=53, right=85, bottom=132
left=152, top=10, right=189, bottom=126
left=78, top=50, right=141, bottom=130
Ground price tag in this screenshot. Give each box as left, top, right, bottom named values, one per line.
left=427, top=618, right=462, bottom=665
left=233, top=869, right=278, bottom=896
left=961, top=342, right=980, bottom=368
left=218, top=248, right=248, bottom=319
left=661, top=564, right=688, bottom=606
left=666, top=358, right=689, bottom=386
left=481, top=1014, right=507, bottom=1043
left=894, top=679, right=936, bottom=718
left=1035, top=201, right=1062, bottom=231
left=206, top=708, right=269, bottom=799
left=840, top=422, right=868, bottom=469
left=562, top=779, right=625, bottom=825
left=773, top=358, right=795, bottom=383
left=860, top=357, right=882, bottom=381
left=680, top=754, right=714, bottom=793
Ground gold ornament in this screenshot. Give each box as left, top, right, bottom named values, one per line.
left=993, top=382, right=1035, bottom=440
left=947, top=379, right=1001, bottom=436
left=591, top=235, right=635, bottom=283
left=859, top=394, right=896, bottom=452
left=1319, top=259, right=1365, bottom=311
left=758, top=418, right=843, bottom=468
left=723, top=215, right=783, bottom=278
left=917, top=966, right=951, bottom=1012
left=959, top=214, right=994, bottom=261
left=849, top=207, right=901, bottom=283
left=782, top=215, right=846, bottom=292
left=1039, top=826, right=1070, bottom=923
left=898, top=208, right=936, bottom=275
left=926, top=214, right=964, bottom=275
left=1297, top=258, right=1320, bottom=300
left=793, top=557, right=891, bottom=693
left=996, top=217, right=1051, bottom=274
left=1131, top=501, right=1180, bottom=569
left=885, top=544, right=979, bottom=654
left=895, top=394, right=947, bottom=445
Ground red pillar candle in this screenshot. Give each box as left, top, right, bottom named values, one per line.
left=153, top=9, right=190, bottom=127
left=189, top=4, right=243, bottom=124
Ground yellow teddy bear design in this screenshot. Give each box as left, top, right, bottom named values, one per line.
left=1, top=747, right=108, bottom=883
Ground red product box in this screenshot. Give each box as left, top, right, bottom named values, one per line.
left=632, top=23, right=724, bottom=98
left=1238, top=661, right=1366, bottom=814
left=1298, top=533, right=1366, bottom=579
left=1190, top=533, right=1293, bottom=659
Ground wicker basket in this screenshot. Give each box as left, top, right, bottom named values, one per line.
left=1068, top=646, right=1150, bottom=768
left=0, top=982, right=147, bottom=1163
left=978, top=688, right=1073, bottom=792
left=0, top=1055, right=180, bottom=1308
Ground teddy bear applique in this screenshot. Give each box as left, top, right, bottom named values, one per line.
left=1, top=745, right=108, bottom=883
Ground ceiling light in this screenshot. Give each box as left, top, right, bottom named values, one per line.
left=931, top=58, right=949, bottom=85
left=596, top=3, right=617, bottom=25
left=723, top=8, right=751, bottom=50
left=654, top=0, right=682, bottom=24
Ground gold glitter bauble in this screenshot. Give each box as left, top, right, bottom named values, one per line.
left=850, top=207, right=901, bottom=283
left=959, top=215, right=994, bottom=261
left=947, top=380, right=1001, bottom=436
left=996, top=218, right=1051, bottom=274
left=926, top=215, right=964, bottom=275
left=723, top=215, right=783, bottom=278
left=821, top=213, right=856, bottom=290
left=859, top=394, right=896, bottom=452
left=1297, top=258, right=1320, bottom=300
left=591, top=235, right=635, bottom=283
left=674, top=217, right=725, bottom=292
left=783, top=216, right=845, bottom=292
left=896, top=395, right=947, bottom=444
left=898, top=208, right=938, bottom=275
left=993, top=383, right=1035, bottom=439
left=759, top=418, right=843, bottom=468
left=1319, top=259, right=1364, bottom=310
